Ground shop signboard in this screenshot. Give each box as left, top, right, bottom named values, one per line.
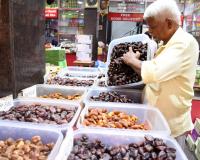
left=45, top=8, right=58, bottom=19
left=108, top=12, right=143, bottom=22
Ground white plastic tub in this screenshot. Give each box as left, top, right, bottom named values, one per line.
left=84, top=87, right=143, bottom=104
left=0, top=121, right=63, bottom=160
left=106, top=34, right=155, bottom=89
left=77, top=103, right=171, bottom=135
left=45, top=76, right=95, bottom=87
left=57, top=129, right=187, bottom=160
left=63, top=66, right=99, bottom=72
left=58, top=70, right=99, bottom=79
left=0, top=98, right=82, bottom=132
left=22, top=84, right=87, bottom=103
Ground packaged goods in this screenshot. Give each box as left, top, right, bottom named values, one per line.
left=82, top=108, right=149, bottom=130
left=68, top=134, right=177, bottom=160
left=186, top=134, right=196, bottom=152
left=0, top=136, right=54, bottom=160
left=46, top=77, right=94, bottom=87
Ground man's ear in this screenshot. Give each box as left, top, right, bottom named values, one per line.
left=166, top=18, right=173, bottom=29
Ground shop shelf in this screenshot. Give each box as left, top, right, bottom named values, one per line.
left=21, top=84, right=87, bottom=104
left=0, top=98, right=82, bottom=132
left=56, top=129, right=187, bottom=160
left=0, top=121, right=63, bottom=160
left=77, top=103, right=171, bottom=135
left=84, top=87, right=143, bottom=104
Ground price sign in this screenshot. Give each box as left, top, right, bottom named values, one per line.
left=0, top=95, right=13, bottom=111
left=45, top=8, right=58, bottom=19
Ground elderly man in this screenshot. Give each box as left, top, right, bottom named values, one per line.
left=122, top=0, right=199, bottom=158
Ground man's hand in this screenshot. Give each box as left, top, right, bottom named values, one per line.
left=122, top=47, right=140, bottom=65
left=121, top=47, right=142, bottom=75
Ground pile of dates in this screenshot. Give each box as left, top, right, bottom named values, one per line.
left=107, top=42, right=147, bottom=86
left=82, top=108, right=148, bottom=130
left=0, top=104, right=76, bottom=125
left=40, top=92, right=81, bottom=100
left=65, top=73, right=97, bottom=78
left=0, top=136, right=54, bottom=160
left=68, top=135, right=176, bottom=160
left=98, top=81, right=106, bottom=87
left=90, top=91, right=134, bottom=103
left=98, top=74, right=105, bottom=79
left=47, top=77, right=94, bottom=87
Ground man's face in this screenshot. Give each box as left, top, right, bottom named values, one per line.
left=145, top=17, right=172, bottom=42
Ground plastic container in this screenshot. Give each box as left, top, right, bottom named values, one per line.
left=0, top=98, right=82, bottom=132
left=106, top=34, right=154, bottom=89
left=45, top=76, right=96, bottom=88
left=84, top=87, right=143, bottom=104
left=77, top=103, right=171, bottom=135
left=61, top=66, right=99, bottom=73
left=58, top=129, right=188, bottom=160
left=58, top=70, right=99, bottom=79
left=22, top=84, right=87, bottom=104
left=0, top=121, right=63, bottom=160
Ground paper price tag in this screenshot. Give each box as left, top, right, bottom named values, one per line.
left=22, top=86, right=36, bottom=97
left=0, top=95, right=13, bottom=111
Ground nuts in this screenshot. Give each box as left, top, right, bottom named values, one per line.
left=82, top=108, right=149, bottom=130
left=0, top=104, right=76, bottom=125
left=107, top=42, right=147, bottom=86
left=40, top=92, right=81, bottom=100
left=47, top=77, right=94, bottom=87
left=90, top=91, right=134, bottom=103
left=0, top=136, right=54, bottom=160
left=68, top=135, right=176, bottom=160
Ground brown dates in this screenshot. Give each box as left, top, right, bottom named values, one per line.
left=47, top=77, right=94, bottom=87
left=0, top=104, right=76, bottom=125
left=82, top=108, right=149, bottom=130
left=90, top=91, right=134, bottom=103
left=40, top=92, right=81, bottom=100
left=0, top=136, right=54, bottom=160
left=68, top=135, right=176, bottom=160
left=107, top=42, right=147, bottom=86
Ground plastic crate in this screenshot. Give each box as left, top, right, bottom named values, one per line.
left=57, top=129, right=187, bottom=160
left=77, top=103, right=171, bottom=135
left=58, top=70, right=99, bottom=79
left=106, top=34, right=154, bottom=89
left=0, top=98, right=82, bottom=132
left=62, top=66, right=99, bottom=72
left=22, top=84, right=87, bottom=104
left=0, top=121, right=63, bottom=160
left=84, top=87, right=143, bottom=104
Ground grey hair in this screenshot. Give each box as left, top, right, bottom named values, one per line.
left=144, top=0, right=181, bottom=24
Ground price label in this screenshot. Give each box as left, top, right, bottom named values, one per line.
left=22, top=86, right=37, bottom=97
left=0, top=95, right=13, bottom=111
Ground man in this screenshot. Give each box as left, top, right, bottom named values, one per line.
left=122, top=0, right=199, bottom=159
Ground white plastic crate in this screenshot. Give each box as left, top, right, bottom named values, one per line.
left=57, top=129, right=187, bottom=160
left=0, top=98, right=82, bottom=132
left=0, top=121, right=63, bottom=160
left=77, top=103, right=171, bottom=136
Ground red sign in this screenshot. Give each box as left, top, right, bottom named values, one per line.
left=45, top=9, right=58, bottom=19
left=108, top=12, right=143, bottom=22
